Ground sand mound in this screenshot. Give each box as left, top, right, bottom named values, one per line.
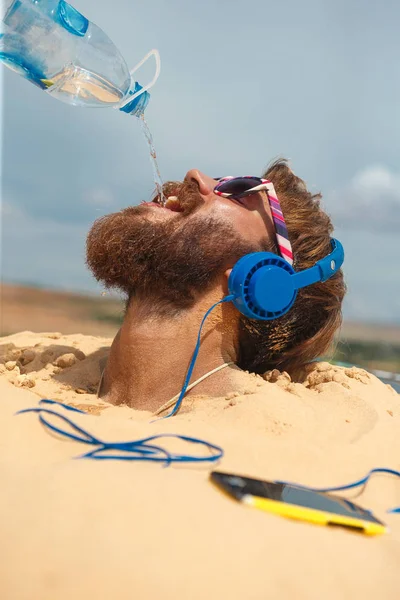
left=1, top=330, right=399, bottom=599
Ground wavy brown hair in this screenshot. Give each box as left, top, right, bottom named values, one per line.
left=237, top=159, right=346, bottom=379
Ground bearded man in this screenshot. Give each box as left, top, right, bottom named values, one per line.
left=86, top=160, right=345, bottom=414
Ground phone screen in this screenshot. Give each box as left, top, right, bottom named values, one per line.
left=211, top=471, right=385, bottom=526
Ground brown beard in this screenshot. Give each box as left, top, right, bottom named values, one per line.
left=86, top=180, right=269, bottom=312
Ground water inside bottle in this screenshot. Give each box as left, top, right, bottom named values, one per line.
left=139, top=115, right=166, bottom=205
left=46, top=65, right=124, bottom=107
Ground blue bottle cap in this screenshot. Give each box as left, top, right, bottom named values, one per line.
left=119, top=82, right=150, bottom=115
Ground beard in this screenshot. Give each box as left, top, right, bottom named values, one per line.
left=86, top=180, right=269, bottom=311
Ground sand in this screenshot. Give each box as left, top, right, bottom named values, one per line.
left=1, top=330, right=400, bottom=600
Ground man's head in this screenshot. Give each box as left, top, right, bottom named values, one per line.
left=86, top=159, right=345, bottom=376
left=86, top=171, right=275, bottom=312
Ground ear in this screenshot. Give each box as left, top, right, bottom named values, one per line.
left=223, top=268, right=232, bottom=295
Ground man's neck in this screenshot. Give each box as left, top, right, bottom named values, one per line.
left=99, top=291, right=241, bottom=412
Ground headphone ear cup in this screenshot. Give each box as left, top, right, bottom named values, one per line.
left=228, top=252, right=297, bottom=320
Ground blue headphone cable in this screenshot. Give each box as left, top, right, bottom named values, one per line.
left=17, top=399, right=223, bottom=465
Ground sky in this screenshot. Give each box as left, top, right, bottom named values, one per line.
left=1, top=0, right=400, bottom=324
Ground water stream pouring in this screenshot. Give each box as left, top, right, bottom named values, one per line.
left=0, top=0, right=161, bottom=116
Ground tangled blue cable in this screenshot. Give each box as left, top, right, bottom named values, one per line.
left=15, top=403, right=400, bottom=512
left=277, top=468, right=400, bottom=514
left=16, top=399, right=223, bottom=465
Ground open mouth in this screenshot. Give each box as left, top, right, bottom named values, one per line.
left=141, top=195, right=184, bottom=213
left=163, top=196, right=184, bottom=212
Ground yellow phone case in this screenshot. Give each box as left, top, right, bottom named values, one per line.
left=243, top=494, right=387, bottom=535
left=210, top=471, right=387, bottom=536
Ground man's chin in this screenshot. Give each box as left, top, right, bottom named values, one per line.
left=86, top=204, right=260, bottom=310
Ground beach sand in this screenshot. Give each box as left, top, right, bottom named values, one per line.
left=1, top=330, right=399, bottom=599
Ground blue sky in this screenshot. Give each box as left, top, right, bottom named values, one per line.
left=1, top=0, right=400, bottom=323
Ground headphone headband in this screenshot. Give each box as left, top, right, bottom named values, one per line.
left=292, top=238, right=344, bottom=290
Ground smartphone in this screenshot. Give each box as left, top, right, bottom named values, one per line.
left=210, top=471, right=387, bottom=535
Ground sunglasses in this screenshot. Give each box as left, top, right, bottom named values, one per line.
left=214, top=176, right=294, bottom=266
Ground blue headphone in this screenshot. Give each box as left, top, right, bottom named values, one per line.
left=159, top=238, right=344, bottom=417
left=227, top=238, right=344, bottom=320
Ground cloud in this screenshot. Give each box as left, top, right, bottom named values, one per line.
left=327, top=165, right=400, bottom=232
left=1, top=201, right=98, bottom=293
left=335, top=227, right=400, bottom=324
left=0, top=201, right=25, bottom=219
left=82, top=187, right=116, bottom=208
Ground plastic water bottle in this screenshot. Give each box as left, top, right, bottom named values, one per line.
left=0, top=0, right=160, bottom=116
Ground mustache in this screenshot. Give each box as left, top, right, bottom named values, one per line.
left=151, top=179, right=205, bottom=215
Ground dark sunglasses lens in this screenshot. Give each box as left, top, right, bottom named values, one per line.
left=216, top=177, right=262, bottom=195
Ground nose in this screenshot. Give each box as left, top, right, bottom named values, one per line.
left=184, top=169, right=216, bottom=196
